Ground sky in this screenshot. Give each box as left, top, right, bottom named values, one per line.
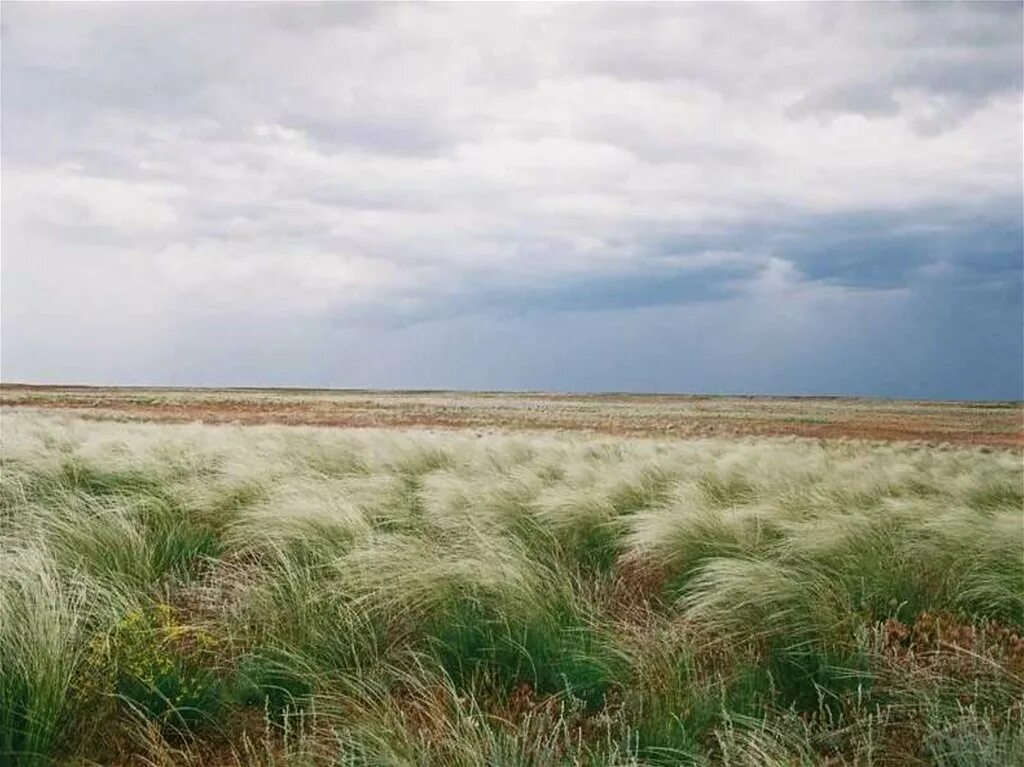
left=1, top=2, right=1022, bottom=400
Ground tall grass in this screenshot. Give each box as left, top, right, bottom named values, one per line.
left=0, top=410, right=1021, bottom=765
left=0, top=546, right=132, bottom=766
left=0, top=547, right=85, bottom=766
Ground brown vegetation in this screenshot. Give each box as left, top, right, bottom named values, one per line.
left=3, top=384, right=1021, bottom=447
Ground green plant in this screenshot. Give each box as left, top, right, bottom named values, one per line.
left=2, top=410, right=1022, bottom=766
left=82, top=603, right=223, bottom=732
left=0, top=549, right=88, bottom=767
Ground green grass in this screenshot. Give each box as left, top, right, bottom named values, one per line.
left=0, top=549, right=86, bottom=767
left=0, top=411, right=1021, bottom=765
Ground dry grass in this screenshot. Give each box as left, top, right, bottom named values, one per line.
left=2, top=384, right=1022, bottom=446
left=1, top=409, right=1021, bottom=766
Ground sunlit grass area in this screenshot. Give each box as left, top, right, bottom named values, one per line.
left=1, top=411, right=1022, bottom=765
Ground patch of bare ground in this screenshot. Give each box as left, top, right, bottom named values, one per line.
left=3, top=384, right=1022, bottom=447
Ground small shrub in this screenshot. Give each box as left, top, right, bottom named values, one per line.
left=81, top=604, right=223, bottom=732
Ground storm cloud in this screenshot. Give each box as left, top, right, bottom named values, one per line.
left=2, top=2, right=1021, bottom=398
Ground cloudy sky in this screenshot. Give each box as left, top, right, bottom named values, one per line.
left=2, top=2, right=1022, bottom=399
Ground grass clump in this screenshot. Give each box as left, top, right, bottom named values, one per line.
left=0, top=548, right=88, bottom=767
left=0, top=411, right=1021, bottom=765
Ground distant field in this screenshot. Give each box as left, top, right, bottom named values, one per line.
left=2, top=384, right=1022, bottom=447
left=1, top=410, right=1022, bottom=766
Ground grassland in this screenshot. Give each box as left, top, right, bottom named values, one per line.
left=2, top=385, right=1022, bottom=447
left=1, top=402, right=1022, bottom=766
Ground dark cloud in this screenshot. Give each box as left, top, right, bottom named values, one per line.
left=770, top=209, right=1024, bottom=291
left=1, top=2, right=1021, bottom=398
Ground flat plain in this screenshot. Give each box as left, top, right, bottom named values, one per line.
left=2, top=385, right=1022, bottom=446
left=1, top=388, right=1022, bottom=766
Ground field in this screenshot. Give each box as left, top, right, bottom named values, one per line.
left=1, top=392, right=1023, bottom=766
left=2, top=385, right=1023, bottom=447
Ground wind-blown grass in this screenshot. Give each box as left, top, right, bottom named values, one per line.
left=0, top=410, right=1021, bottom=765
left=0, top=547, right=87, bottom=766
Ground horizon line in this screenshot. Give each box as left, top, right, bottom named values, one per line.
left=2, top=381, right=1021, bottom=406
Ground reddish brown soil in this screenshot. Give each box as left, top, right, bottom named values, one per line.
left=2, top=384, right=1021, bottom=448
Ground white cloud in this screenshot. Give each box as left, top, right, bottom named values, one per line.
left=1, top=2, right=1020, bottom=394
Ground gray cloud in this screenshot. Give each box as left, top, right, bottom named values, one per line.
left=1, top=2, right=1021, bottom=398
